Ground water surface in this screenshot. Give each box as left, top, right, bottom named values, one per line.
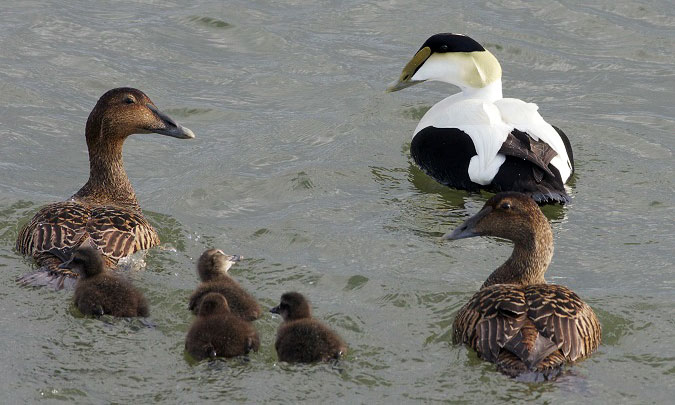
left=0, top=0, right=673, bottom=403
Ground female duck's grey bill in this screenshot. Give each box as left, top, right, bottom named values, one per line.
left=146, top=104, right=196, bottom=139
left=386, top=46, right=432, bottom=93
left=442, top=206, right=492, bottom=240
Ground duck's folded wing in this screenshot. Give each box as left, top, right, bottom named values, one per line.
left=16, top=201, right=89, bottom=259
left=87, top=206, right=159, bottom=261
left=498, top=129, right=558, bottom=182
left=452, top=285, right=528, bottom=362
left=524, top=284, right=601, bottom=362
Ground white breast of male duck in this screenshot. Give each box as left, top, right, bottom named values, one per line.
left=388, top=33, right=574, bottom=204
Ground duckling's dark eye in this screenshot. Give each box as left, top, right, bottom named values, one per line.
left=500, top=202, right=512, bottom=210
left=124, top=97, right=135, bottom=104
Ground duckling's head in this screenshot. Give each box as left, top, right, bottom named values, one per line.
left=197, top=249, right=242, bottom=281
left=198, top=292, right=231, bottom=317
left=59, top=246, right=105, bottom=278
left=444, top=192, right=550, bottom=245
left=387, top=33, right=501, bottom=93
left=85, top=87, right=195, bottom=144
left=270, top=292, right=312, bottom=321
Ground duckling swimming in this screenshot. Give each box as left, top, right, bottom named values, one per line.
left=445, top=192, right=600, bottom=380
left=188, top=249, right=261, bottom=321
left=270, top=292, right=347, bottom=363
left=67, top=246, right=149, bottom=317
left=388, top=34, right=574, bottom=204
left=185, top=292, right=260, bottom=361
left=16, top=87, right=195, bottom=289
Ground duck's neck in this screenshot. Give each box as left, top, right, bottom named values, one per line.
left=481, top=219, right=553, bottom=288
left=458, top=79, right=503, bottom=102
left=72, top=124, right=139, bottom=209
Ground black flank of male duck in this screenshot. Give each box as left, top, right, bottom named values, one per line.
left=188, top=249, right=262, bottom=321
left=388, top=33, right=574, bottom=204
left=445, top=192, right=600, bottom=380
left=270, top=292, right=347, bottom=363
left=67, top=246, right=149, bottom=317
left=185, top=292, right=260, bottom=361
left=16, top=87, right=195, bottom=289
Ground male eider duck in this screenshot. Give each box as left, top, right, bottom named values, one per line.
left=188, top=249, right=262, bottom=321
left=67, top=246, right=149, bottom=317
left=270, top=292, right=347, bottom=363
left=444, top=192, right=600, bottom=380
left=185, top=292, right=260, bottom=361
left=388, top=33, right=574, bottom=204
left=16, top=88, right=195, bottom=289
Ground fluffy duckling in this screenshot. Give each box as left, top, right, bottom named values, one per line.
left=185, top=292, right=260, bottom=360
left=270, top=292, right=347, bottom=363
left=388, top=34, right=574, bottom=204
left=445, top=192, right=600, bottom=380
left=16, top=87, right=195, bottom=289
left=66, top=246, right=149, bottom=317
left=188, top=249, right=261, bottom=321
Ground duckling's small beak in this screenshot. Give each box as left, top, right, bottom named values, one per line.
left=270, top=305, right=280, bottom=314
left=146, top=104, right=196, bottom=139
left=443, top=206, right=492, bottom=240
left=58, top=257, right=73, bottom=270
left=227, top=255, right=242, bottom=263
left=386, top=46, right=431, bottom=93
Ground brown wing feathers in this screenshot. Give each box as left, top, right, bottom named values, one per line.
left=453, top=284, right=601, bottom=375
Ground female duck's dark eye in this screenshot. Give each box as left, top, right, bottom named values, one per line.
left=124, top=97, right=135, bottom=104
left=500, top=202, right=511, bottom=210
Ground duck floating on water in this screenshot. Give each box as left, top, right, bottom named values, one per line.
left=188, top=249, right=262, bottom=321
left=388, top=33, right=574, bottom=204
left=16, top=87, right=195, bottom=289
left=67, top=246, right=149, bottom=317
left=270, top=292, right=347, bottom=363
left=185, top=292, right=260, bottom=361
left=445, top=192, right=600, bottom=380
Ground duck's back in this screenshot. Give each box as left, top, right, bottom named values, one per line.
left=185, top=314, right=260, bottom=360
left=453, top=283, right=600, bottom=379
left=275, top=318, right=346, bottom=363
left=74, top=274, right=149, bottom=317
left=17, top=200, right=159, bottom=288
left=188, top=278, right=261, bottom=321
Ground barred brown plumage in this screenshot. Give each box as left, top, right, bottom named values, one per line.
left=15, top=88, right=194, bottom=289
left=445, top=192, right=600, bottom=380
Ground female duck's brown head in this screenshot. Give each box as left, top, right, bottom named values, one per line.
left=444, top=192, right=554, bottom=286
left=74, top=88, right=195, bottom=206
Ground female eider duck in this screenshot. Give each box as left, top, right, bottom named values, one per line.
left=445, top=192, right=600, bottom=380
left=185, top=292, right=260, bottom=361
left=270, top=292, right=347, bottom=363
left=388, top=33, right=574, bottom=204
left=67, top=246, right=149, bottom=317
left=188, top=249, right=262, bottom=321
left=16, top=88, right=194, bottom=289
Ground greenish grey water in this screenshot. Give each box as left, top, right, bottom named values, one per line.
left=1, top=0, right=673, bottom=403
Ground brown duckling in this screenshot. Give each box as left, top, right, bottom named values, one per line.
left=16, top=87, right=195, bottom=289
left=185, top=292, right=260, bottom=361
left=66, top=246, right=149, bottom=317
left=270, top=292, right=347, bottom=363
left=445, top=192, right=600, bottom=380
left=188, top=249, right=261, bottom=321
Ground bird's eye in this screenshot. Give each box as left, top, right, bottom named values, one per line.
left=500, top=202, right=512, bottom=210
left=440, top=44, right=448, bottom=51
left=124, top=97, right=135, bottom=104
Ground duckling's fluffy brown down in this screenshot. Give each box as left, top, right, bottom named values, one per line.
left=70, top=247, right=149, bottom=317
left=271, top=292, right=347, bottom=363
left=16, top=87, right=194, bottom=289
left=188, top=249, right=261, bottom=321
left=446, top=192, right=600, bottom=380
left=185, top=293, right=260, bottom=360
